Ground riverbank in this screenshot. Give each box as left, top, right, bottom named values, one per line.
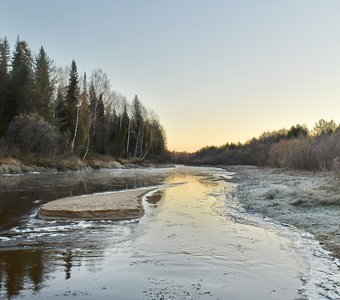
left=0, top=155, right=171, bottom=175
left=224, top=165, right=340, bottom=259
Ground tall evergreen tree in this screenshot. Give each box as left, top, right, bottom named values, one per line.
left=131, top=95, right=144, bottom=157
left=7, top=38, right=34, bottom=121
left=93, top=94, right=106, bottom=154
left=0, top=37, right=10, bottom=136
left=76, top=73, right=92, bottom=155
left=119, top=103, right=130, bottom=157
left=33, top=46, right=55, bottom=122
left=65, top=60, right=80, bottom=138
left=89, top=81, right=98, bottom=138
left=0, top=37, right=10, bottom=73
left=55, top=86, right=68, bottom=132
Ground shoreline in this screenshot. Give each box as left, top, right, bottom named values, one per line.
left=223, top=165, right=340, bottom=259
left=0, top=155, right=174, bottom=175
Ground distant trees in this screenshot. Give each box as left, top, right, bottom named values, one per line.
left=172, top=119, right=340, bottom=172
left=0, top=36, right=167, bottom=161
left=312, top=119, right=337, bottom=136
left=287, top=124, right=309, bottom=139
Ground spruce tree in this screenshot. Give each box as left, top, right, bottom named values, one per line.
left=77, top=73, right=92, bottom=155
left=33, top=46, right=55, bottom=122
left=94, top=94, right=106, bottom=154
left=65, top=60, right=80, bottom=138
left=9, top=38, right=34, bottom=117
left=55, top=86, right=68, bottom=132
left=119, top=104, right=130, bottom=157
left=131, top=95, right=144, bottom=157
left=0, top=37, right=10, bottom=136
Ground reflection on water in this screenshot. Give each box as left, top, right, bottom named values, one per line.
left=0, top=168, right=169, bottom=230
left=0, top=250, right=45, bottom=298
left=0, top=167, right=309, bottom=299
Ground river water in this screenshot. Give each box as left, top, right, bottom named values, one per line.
left=0, top=166, right=335, bottom=299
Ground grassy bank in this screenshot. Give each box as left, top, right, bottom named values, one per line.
left=0, top=154, right=165, bottom=175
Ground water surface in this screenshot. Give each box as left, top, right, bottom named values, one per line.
left=0, top=167, right=309, bottom=299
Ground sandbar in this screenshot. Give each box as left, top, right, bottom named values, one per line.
left=38, top=188, right=155, bottom=220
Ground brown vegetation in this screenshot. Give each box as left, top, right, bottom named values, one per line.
left=171, top=120, right=340, bottom=172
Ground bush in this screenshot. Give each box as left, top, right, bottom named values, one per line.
left=270, top=133, right=340, bottom=171
left=6, top=113, right=61, bottom=155
left=270, top=138, right=312, bottom=169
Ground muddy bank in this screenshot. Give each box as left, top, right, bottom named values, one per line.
left=224, top=165, right=340, bottom=259
left=38, top=188, right=156, bottom=220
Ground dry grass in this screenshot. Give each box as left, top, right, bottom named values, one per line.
left=83, top=154, right=124, bottom=169
left=0, top=153, right=129, bottom=174
left=0, top=154, right=88, bottom=173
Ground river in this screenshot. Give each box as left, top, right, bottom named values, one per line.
left=0, top=166, right=333, bottom=299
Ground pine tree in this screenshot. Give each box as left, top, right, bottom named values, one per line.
left=76, top=73, right=92, bottom=155
left=33, top=46, right=55, bottom=122
left=89, top=81, right=97, bottom=137
left=55, top=86, right=68, bottom=132
left=131, top=95, right=144, bottom=157
left=0, top=37, right=10, bottom=136
left=65, top=60, right=80, bottom=138
left=115, top=102, right=130, bottom=157
left=94, top=93, right=106, bottom=154
left=8, top=38, right=34, bottom=121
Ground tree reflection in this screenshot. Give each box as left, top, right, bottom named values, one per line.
left=62, top=249, right=73, bottom=280
left=0, top=249, right=45, bottom=298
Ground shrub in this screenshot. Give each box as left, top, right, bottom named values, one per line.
left=270, top=138, right=312, bottom=169
left=6, top=113, right=61, bottom=155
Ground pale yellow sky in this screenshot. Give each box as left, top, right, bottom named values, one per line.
left=3, top=1, right=340, bottom=152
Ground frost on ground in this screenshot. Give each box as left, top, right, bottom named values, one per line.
left=224, top=165, right=340, bottom=259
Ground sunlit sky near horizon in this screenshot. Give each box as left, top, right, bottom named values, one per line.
left=2, top=0, right=340, bottom=152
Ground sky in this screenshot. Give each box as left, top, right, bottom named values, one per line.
left=2, top=0, right=340, bottom=152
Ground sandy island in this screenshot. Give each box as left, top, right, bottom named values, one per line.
left=38, top=188, right=155, bottom=220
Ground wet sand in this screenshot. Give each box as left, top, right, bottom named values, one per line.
left=39, top=188, right=155, bottom=220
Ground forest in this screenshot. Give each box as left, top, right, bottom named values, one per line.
left=1, top=36, right=340, bottom=173
left=171, top=120, right=340, bottom=172
left=0, top=36, right=167, bottom=168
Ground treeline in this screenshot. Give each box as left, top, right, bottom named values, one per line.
left=0, top=36, right=166, bottom=161
left=171, top=120, right=340, bottom=171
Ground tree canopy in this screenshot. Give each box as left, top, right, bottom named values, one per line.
left=0, top=36, right=167, bottom=161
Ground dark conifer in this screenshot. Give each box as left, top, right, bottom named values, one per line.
left=65, top=60, right=80, bottom=136
left=33, top=46, right=55, bottom=122
left=8, top=38, right=34, bottom=120
left=0, top=37, right=10, bottom=136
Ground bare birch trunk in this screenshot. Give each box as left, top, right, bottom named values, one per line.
left=139, top=126, right=144, bottom=159
left=126, top=119, right=131, bottom=157
left=70, top=105, right=80, bottom=153
left=82, top=126, right=91, bottom=160
left=140, top=126, right=153, bottom=162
